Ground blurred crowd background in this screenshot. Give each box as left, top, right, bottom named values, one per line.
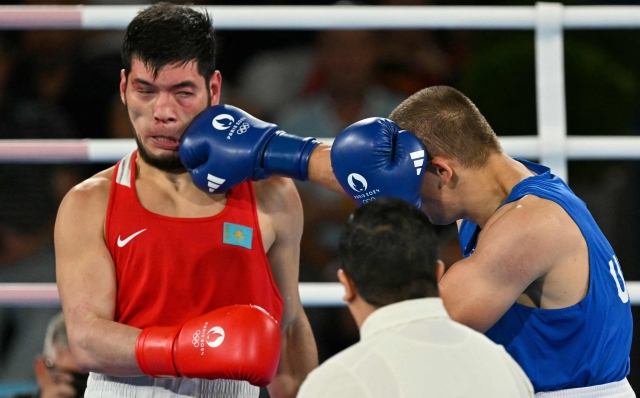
left=1, top=0, right=640, bottom=396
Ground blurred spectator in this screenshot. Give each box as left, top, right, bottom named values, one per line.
left=232, top=46, right=315, bottom=120
left=275, top=29, right=403, bottom=138
left=297, top=198, right=533, bottom=397
left=376, top=0, right=455, bottom=96
left=10, top=0, right=84, bottom=106
left=11, top=312, right=87, bottom=398
left=9, top=0, right=123, bottom=142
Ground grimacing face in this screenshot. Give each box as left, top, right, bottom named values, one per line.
left=119, top=58, right=221, bottom=171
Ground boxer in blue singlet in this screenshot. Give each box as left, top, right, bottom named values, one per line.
left=384, top=87, right=633, bottom=396
left=459, top=159, right=632, bottom=395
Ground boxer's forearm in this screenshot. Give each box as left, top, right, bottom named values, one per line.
left=69, top=314, right=143, bottom=376
left=268, top=313, right=318, bottom=398
left=307, top=145, right=344, bottom=194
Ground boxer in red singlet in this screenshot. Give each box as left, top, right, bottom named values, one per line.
left=54, top=4, right=318, bottom=397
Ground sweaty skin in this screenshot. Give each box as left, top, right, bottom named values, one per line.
left=307, top=149, right=590, bottom=333
left=55, top=59, right=317, bottom=397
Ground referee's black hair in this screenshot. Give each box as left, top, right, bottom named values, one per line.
left=122, top=3, right=216, bottom=83
left=339, top=197, right=440, bottom=307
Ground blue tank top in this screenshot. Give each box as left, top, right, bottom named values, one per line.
left=458, top=159, right=632, bottom=393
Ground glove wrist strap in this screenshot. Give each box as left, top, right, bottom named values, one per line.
left=263, top=132, right=320, bottom=181
left=136, top=326, right=181, bottom=378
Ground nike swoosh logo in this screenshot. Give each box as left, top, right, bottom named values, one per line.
left=117, top=229, right=147, bottom=248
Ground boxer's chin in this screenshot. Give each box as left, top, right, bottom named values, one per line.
left=135, top=135, right=185, bottom=173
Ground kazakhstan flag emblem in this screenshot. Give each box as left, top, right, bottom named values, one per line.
left=223, top=223, right=253, bottom=249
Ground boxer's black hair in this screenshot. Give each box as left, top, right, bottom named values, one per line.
left=339, top=198, right=440, bottom=307
left=122, top=2, right=216, bottom=82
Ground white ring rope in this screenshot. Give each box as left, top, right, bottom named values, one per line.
left=2, top=282, right=640, bottom=307
left=5, top=137, right=640, bottom=163
left=0, top=283, right=347, bottom=307
left=1, top=5, right=640, bottom=30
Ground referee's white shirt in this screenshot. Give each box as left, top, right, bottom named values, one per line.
left=297, top=297, right=534, bottom=398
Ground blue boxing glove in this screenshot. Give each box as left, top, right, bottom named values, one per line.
left=180, top=105, right=320, bottom=193
left=331, top=118, right=426, bottom=208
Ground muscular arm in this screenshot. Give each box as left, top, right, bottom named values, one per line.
left=439, top=198, right=580, bottom=333
left=255, top=178, right=318, bottom=398
left=308, top=144, right=343, bottom=194
left=55, top=175, right=143, bottom=376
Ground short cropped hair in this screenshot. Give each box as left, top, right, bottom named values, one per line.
left=42, top=312, right=69, bottom=358
left=389, top=86, right=502, bottom=168
left=122, top=2, right=216, bottom=81
left=339, top=198, right=439, bottom=307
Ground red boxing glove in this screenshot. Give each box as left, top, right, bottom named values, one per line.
left=136, top=304, right=281, bottom=386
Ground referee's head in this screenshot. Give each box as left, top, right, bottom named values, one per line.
left=338, top=197, right=443, bottom=311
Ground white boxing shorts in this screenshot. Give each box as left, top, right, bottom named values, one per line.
left=84, top=372, right=259, bottom=398
left=535, top=378, right=635, bottom=398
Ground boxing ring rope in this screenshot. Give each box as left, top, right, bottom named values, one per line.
left=1, top=282, right=638, bottom=307
left=7, top=136, right=640, bottom=163
left=1, top=3, right=640, bottom=307
left=0, top=283, right=352, bottom=307
left=2, top=4, right=640, bottom=30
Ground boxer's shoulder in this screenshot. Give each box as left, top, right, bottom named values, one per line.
left=57, top=166, right=114, bottom=223
left=485, top=194, right=578, bottom=240
left=477, top=194, right=583, bottom=274
left=254, top=177, right=303, bottom=249
left=254, top=177, right=301, bottom=216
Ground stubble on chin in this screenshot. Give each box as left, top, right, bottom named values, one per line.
left=133, top=130, right=185, bottom=173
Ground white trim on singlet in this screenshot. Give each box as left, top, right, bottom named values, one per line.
left=535, top=378, right=635, bottom=398
left=116, top=152, right=134, bottom=187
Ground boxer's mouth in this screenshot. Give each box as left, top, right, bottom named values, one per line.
left=152, top=136, right=180, bottom=150
left=154, top=136, right=178, bottom=142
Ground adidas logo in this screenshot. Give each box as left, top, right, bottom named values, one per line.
left=410, top=150, right=425, bottom=175
left=207, top=174, right=226, bottom=192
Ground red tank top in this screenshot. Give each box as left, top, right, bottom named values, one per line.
left=105, top=151, right=283, bottom=328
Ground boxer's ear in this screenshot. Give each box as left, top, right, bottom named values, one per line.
left=120, top=70, right=127, bottom=105
left=337, top=269, right=357, bottom=303
left=430, top=157, right=455, bottom=185
left=208, top=71, right=222, bottom=106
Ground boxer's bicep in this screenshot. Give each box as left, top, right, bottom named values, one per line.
left=440, top=207, right=549, bottom=333
left=56, top=180, right=114, bottom=316
left=55, top=178, right=141, bottom=375
left=257, top=178, right=304, bottom=322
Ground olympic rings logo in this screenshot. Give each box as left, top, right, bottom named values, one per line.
left=192, top=330, right=201, bottom=347
left=237, top=123, right=250, bottom=135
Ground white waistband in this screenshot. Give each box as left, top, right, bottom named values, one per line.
left=85, top=373, right=259, bottom=398
left=535, top=379, right=635, bottom=398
